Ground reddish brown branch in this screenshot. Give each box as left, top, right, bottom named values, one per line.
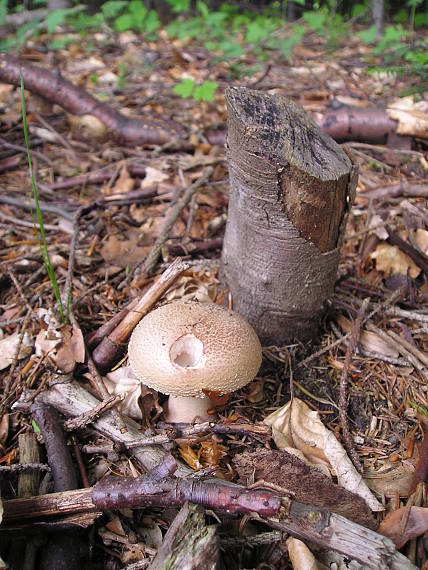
left=0, top=54, right=185, bottom=145
left=315, top=106, right=398, bottom=144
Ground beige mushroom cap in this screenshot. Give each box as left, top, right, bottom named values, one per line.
left=128, top=301, right=262, bottom=397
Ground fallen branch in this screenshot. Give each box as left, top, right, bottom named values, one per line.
left=0, top=54, right=185, bottom=146
left=92, top=257, right=189, bottom=373
left=1, top=457, right=416, bottom=570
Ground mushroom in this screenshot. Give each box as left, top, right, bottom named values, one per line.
left=128, top=301, right=262, bottom=423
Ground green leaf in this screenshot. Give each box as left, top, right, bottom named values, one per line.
left=101, top=1, right=127, bottom=19
left=32, top=420, right=41, bottom=435
left=48, top=35, right=75, bottom=50
left=173, top=78, right=195, bottom=98
left=115, top=12, right=134, bottom=31
left=303, top=10, right=327, bottom=31
left=279, top=24, right=305, bottom=60
left=352, top=3, right=368, bottom=18
left=44, top=8, right=72, bottom=33
left=218, top=39, right=244, bottom=57
left=143, top=10, right=160, bottom=34
left=193, top=80, right=218, bottom=101
left=197, top=1, right=209, bottom=18
left=0, top=0, right=7, bottom=26
left=166, top=0, right=191, bottom=13
left=357, top=25, right=378, bottom=44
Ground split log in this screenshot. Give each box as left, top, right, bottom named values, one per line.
left=0, top=54, right=184, bottom=146
left=148, top=503, right=218, bottom=570
left=221, top=87, right=357, bottom=344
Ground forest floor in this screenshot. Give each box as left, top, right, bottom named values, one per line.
left=0, top=15, right=427, bottom=570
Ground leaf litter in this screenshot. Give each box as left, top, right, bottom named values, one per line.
left=0, top=10, right=427, bottom=569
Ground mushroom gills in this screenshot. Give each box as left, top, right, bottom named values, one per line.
left=169, top=334, right=205, bottom=369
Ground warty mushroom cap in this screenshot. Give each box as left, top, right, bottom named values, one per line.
left=128, top=300, right=262, bottom=398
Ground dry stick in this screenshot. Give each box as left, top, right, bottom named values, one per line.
left=119, top=167, right=213, bottom=291
left=62, top=207, right=83, bottom=311
left=338, top=298, right=369, bottom=473
left=1, top=466, right=416, bottom=570
left=30, top=402, right=81, bottom=570
left=0, top=463, right=50, bottom=473
left=63, top=394, right=125, bottom=432
left=298, top=287, right=405, bottom=369
left=92, top=257, right=189, bottom=373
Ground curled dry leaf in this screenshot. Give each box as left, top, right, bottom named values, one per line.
left=264, top=399, right=383, bottom=511
left=100, top=229, right=151, bottom=268
left=141, top=166, right=168, bottom=188
left=379, top=506, right=428, bottom=548
left=336, top=315, right=399, bottom=358
left=364, top=461, right=414, bottom=498
left=370, top=242, right=420, bottom=278
left=105, top=366, right=160, bottom=421
left=0, top=332, right=33, bottom=371
left=35, top=318, right=85, bottom=374
left=286, top=537, right=318, bottom=570
left=108, top=164, right=134, bottom=195
left=67, top=114, right=108, bottom=141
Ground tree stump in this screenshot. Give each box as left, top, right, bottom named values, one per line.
left=221, top=87, right=358, bottom=344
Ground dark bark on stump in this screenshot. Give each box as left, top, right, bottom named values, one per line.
left=221, top=87, right=357, bottom=344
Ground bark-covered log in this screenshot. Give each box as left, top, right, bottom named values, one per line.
left=148, top=503, right=218, bottom=570
left=0, top=54, right=184, bottom=146
left=221, top=87, right=357, bottom=344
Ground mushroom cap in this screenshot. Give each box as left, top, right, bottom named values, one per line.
left=128, top=301, right=262, bottom=397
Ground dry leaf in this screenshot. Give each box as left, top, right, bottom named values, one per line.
left=379, top=506, right=428, bottom=548
left=67, top=114, right=108, bottom=140
left=179, top=444, right=203, bottom=470
left=100, top=231, right=150, bottom=268
left=264, top=399, right=383, bottom=511
left=111, top=165, right=134, bottom=194
left=415, top=228, right=428, bottom=253
left=246, top=379, right=265, bottom=403
left=370, top=242, right=420, bottom=278
left=286, top=537, right=318, bottom=570
left=199, top=439, right=227, bottom=467
left=105, top=366, right=160, bottom=421
left=106, top=516, right=126, bottom=536
left=138, top=523, right=163, bottom=549
left=141, top=166, right=168, bottom=188
left=336, top=315, right=399, bottom=358
left=387, top=95, right=428, bottom=139
left=0, top=332, right=33, bottom=370
left=364, top=461, right=414, bottom=498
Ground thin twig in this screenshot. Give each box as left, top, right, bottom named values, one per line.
left=338, top=298, right=369, bottom=473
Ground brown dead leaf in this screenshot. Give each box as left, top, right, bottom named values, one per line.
left=336, top=315, right=399, bottom=358
left=364, top=461, right=414, bottom=498
left=246, top=379, right=265, bottom=403
left=67, top=114, right=107, bottom=141
left=379, top=506, right=428, bottom=548
left=106, top=516, right=126, bottom=536
left=111, top=165, right=134, bottom=194
left=179, top=444, right=203, bottom=470
left=264, top=399, right=383, bottom=511
left=0, top=415, right=9, bottom=448
left=0, top=332, right=33, bottom=371
left=199, top=439, right=228, bottom=467
left=100, top=231, right=150, bottom=268
left=370, top=242, right=420, bottom=278
left=141, top=166, right=169, bottom=188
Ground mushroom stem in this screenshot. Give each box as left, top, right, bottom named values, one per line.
left=165, top=395, right=211, bottom=424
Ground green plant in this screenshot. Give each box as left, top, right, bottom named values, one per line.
left=20, top=74, right=66, bottom=323
left=173, top=78, right=218, bottom=102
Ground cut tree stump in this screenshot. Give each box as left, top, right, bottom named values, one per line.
left=221, top=87, right=358, bottom=344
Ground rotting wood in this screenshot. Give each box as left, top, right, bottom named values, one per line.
left=17, top=433, right=41, bottom=498
left=148, top=502, right=218, bottom=570
left=221, top=86, right=358, bottom=344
